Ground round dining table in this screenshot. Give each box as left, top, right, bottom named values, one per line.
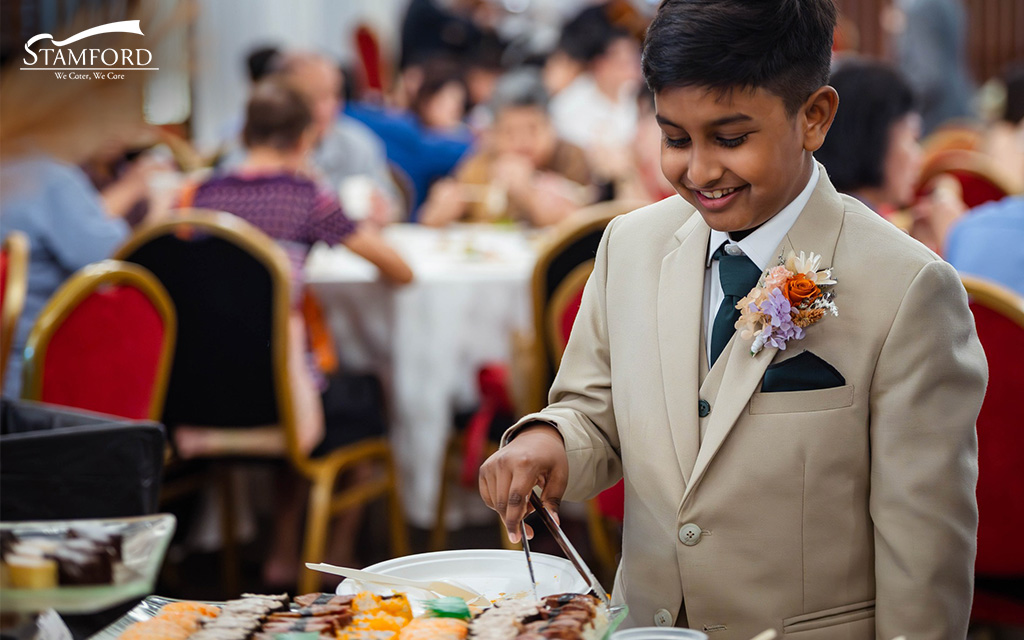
left=305, top=224, right=540, bottom=529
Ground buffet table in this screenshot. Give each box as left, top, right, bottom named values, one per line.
left=305, top=224, right=539, bottom=529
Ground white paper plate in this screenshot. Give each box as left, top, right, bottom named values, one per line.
left=335, top=549, right=589, bottom=607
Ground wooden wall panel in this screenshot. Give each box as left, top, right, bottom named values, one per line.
left=834, top=0, right=1023, bottom=83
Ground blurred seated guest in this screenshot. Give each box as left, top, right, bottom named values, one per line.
left=891, top=0, right=974, bottom=135
left=182, top=79, right=412, bottom=582
left=399, top=0, right=482, bottom=90
left=211, top=45, right=283, bottom=156
left=346, top=58, right=474, bottom=218
left=463, top=33, right=507, bottom=133
left=549, top=6, right=641, bottom=171
left=981, top=64, right=1024, bottom=191
left=0, top=154, right=131, bottom=397
left=192, top=79, right=413, bottom=301
left=247, top=45, right=282, bottom=84
left=408, top=57, right=470, bottom=135
left=945, top=196, right=1024, bottom=297
left=815, top=59, right=922, bottom=215
left=274, top=52, right=400, bottom=227
left=82, top=131, right=179, bottom=228
left=814, top=58, right=967, bottom=253
left=609, top=86, right=676, bottom=204
left=420, top=69, right=592, bottom=227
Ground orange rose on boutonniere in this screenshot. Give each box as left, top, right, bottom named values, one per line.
left=735, top=250, right=838, bottom=356
left=783, top=276, right=821, bottom=305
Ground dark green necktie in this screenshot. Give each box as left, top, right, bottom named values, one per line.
left=710, top=243, right=762, bottom=367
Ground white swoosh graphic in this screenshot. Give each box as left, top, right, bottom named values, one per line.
left=25, top=20, right=144, bottom=50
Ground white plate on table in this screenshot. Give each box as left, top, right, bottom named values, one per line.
left=335, top=549, right=588, bottom=611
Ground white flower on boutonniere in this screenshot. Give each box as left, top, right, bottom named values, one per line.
left=735, top=251, right=838, bottom=355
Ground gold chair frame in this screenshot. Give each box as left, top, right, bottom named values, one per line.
left=20, top=259, right=176, bottom=422
left=1, top=232, right=29, bottom=388
left=521, top=200, right=646, bottom=414
left=115, top=211, right=408, bottom=594
left=961, top=275, right=1024, bottom=330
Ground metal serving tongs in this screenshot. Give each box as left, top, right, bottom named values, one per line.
left=527, top=490, right=611, bottom=605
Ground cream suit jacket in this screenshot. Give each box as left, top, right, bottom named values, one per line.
left=507, top=170, right=987, bottom=639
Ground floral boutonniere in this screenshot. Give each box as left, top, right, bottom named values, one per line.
left=735, top=251, right=838, bottom=355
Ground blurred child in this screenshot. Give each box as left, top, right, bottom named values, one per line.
left=420, top=69, right=591, bottom=227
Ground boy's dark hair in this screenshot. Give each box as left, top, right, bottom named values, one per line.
left=814, top=59, right=917, bottom=192
left=642, top=0, right=837, bottom=114
left=242, top=79, right=313, bottom=150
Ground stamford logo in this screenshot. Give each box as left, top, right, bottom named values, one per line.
left=21, top=20, right=157, bottom=80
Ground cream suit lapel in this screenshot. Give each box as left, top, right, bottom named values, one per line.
left=681, top=166, right=847, bottom=505
left=657, top=212, right=710, bottom=486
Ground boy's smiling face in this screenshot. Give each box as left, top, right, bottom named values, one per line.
left=655, top=84, right=837, bottom=233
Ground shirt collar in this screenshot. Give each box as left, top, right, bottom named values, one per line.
left=706, top=162, right=819, bottom=271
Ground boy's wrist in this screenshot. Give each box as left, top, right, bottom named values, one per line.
left=506, top=420, right=564, bottom=445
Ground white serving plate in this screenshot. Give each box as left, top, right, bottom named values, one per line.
left=336, top=549, right=589, bottom=608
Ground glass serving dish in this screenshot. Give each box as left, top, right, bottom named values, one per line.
left=0, top=513, right=176, bottom=614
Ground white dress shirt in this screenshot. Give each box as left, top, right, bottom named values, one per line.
left=702, top=162, right=820, bottom=366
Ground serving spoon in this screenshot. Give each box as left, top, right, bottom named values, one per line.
left=305, top=562, right=489, bottom=605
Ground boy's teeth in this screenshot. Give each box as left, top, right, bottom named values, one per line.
left=699, top=187, right=737, bottom=199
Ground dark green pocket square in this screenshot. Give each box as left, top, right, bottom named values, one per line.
left=761, top=350, right=846, bottom=393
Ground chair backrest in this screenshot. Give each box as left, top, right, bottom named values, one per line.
left=21, top=260, right=175, bottom=422
left=354, top=24, right=390, bottom=96
left=961, top=276, right=1024, bottom=576
left=0, top=398, right=166, bottom=520
left=920, top=125, right=981, bottom=158
left=917, top=149, right=1023, bottom=209
left=1, top=231, right=30, bottom=386
left=525, top=200, right=644, bottom=412
left=388, top=161, right=416, bottom=222
left=113, top=211, right=301, bottom=459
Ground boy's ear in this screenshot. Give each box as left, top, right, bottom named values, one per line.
left=801, top=85, right=839, bottom=153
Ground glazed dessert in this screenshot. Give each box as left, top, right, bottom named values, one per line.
left=1, top=526, right=124, bottom=588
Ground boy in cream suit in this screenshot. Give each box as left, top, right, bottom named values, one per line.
left=479, top=0, right=988, bottom=638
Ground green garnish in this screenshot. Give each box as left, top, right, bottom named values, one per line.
left=422, top=596, right=472, bottom=620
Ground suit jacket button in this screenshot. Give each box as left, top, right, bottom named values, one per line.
left=654, top=608, right=673, bottom=626
left=698, top=399, right=711, bottom=417
left=679, top=523, right=702, bottom=546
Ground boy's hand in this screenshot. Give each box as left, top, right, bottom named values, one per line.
left=479, top=423, right=568, bottom=544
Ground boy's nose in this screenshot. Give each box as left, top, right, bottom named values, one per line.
left=685, top=147, right=724, bottom=188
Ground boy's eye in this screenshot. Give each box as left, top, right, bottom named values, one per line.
left=717, top=134, right=748, bottom=148
left=663, top=134, right=690, bottom=149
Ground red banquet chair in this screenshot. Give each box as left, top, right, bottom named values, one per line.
left=1, top=232, right=30, bottom=387
left=916, top=149, right=1023, bottom=210
left=20, top=260, right=176, bottom=421
left=962, top=276, right=1024, bottom=626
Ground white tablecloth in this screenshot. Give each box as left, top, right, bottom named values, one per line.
left=305, top=225, right=538, bottom=528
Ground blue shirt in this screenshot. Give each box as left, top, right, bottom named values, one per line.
left=945, top=196, right=1024, bottom=297
left=0, top=156, right=128, bottom=397
left=344, top=103, right=473, bottom=218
